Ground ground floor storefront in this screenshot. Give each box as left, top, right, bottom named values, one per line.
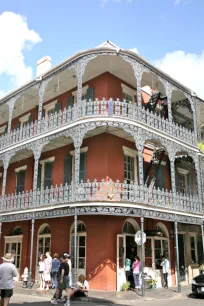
left=0, top=207, right=203, bottom=291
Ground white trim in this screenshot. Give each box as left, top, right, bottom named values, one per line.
left=72, top=85, right=89, bottom=98
left=40, top=157, right=55, bottom=190
left=36, top=223, right=51, bottom=280
left=15, top=165, right=27, bottom=173
left=122, top=146, right=137, bottom=158
left=121, top=83, right=136, bottom=99
left=4, top=235, right=23, bottom=242
left=19, top=112, right=31, bottom=124
left=43, top=100, right=57, bottom=117
left=177, top=167, right=189, bottom=175
left=70, top=146, right=88, bottom=156
left=0, top=125, right=7, bottom=134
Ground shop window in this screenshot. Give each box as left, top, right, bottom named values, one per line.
left=154, top=223, right=169, bottom=269
left=190, top=234, right=197, bottom=264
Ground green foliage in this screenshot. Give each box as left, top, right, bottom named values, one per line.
left=198, top=143, right=204, bottom=153
left=121, top=281, right=130, bottom=291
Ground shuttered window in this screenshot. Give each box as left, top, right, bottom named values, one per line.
left=16, top=170, right=25, bottom=194
left=79, top=152, right=87, bottom=183
left=64, top=156, right=73, bottom=185
left=44, top=162, right=53, bottom=189
left=67, top=96, right=74, bottom=108
left=86, top=87, right=94, bottom=101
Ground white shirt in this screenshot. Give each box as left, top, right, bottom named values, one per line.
left=0, top=263, right=18, bottom=289
left=161, top=259, right=170, bottom=274
left=39, top=261, right=45, bottom=272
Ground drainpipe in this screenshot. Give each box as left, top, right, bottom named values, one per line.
left=73, top=207, right=78, bottom=286
left=174, top=220, right=181, bottom=293
left=141, top=216, right=145, bottom=297
left=28, top=219, right=35, bottom=289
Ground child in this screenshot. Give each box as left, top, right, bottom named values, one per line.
left=38, top=254, right=45, bottom=290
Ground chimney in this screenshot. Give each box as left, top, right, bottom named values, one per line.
left=36, top=56, right=52, bottom=76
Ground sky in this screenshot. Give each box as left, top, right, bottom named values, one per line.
left=0, top=0, right=204, bottom=98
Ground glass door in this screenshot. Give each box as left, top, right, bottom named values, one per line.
left=36, top=235, right=51, bottom=280
left=71, top=233, right=86, bottom=277
left=116, top=235, right=126, bottom=291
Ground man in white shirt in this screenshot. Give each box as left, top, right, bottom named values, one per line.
left=0, top=253, right=18, bottom=306
left=161, top=255, right=170, bottom=289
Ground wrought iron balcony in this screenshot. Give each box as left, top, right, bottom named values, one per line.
left=0, top=180, right=201, bottom=215
left=0, top=99, right=195, bottom=150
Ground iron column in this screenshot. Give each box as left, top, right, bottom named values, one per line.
left=74, top=207, right=78, bottom=286
left=201, top=221, right=204, bottom=262
left=174, top=220, right=181, bottom=293
left=141, top=216, right=145, bottom=297
left=28, top=219, right=35, bottom=289
left=0, top=222, right=2, bottom=240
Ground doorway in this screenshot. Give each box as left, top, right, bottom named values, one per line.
left=4, top=237, right=22, bottom=277
left=178, top=233, right=186, bottom=281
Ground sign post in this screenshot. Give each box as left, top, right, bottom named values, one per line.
left=135, top=222, right=146, bottom=297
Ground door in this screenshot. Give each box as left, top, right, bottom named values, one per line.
left=117, top=235, right=126, bottom=291
left=5, top=242, right=22, bottom=277
left=178, top=234, right=186, bottom=281
left=35, top=235, right=51, bottom=280
left=71, top=233, right=86, bottom=278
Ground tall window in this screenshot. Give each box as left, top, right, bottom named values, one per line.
left=154, top=224, right=169, bottom=269
left=121, top=83, right=136, bottom=103
left=190, top=234, right=197, bottom=264
left=37, top=224, right=51, bottom=259
left=201, top=126, right=204, bottom=141
left=124, top=155, right=135, bottom=184
left=70, top=148, right=88, bottom=183
left=70, top=222, right=86, bottom=275
left=15, top=166, right=27, bottom=194
left=39, top=157, right=55, bottom=190
left=155, top=165, right=166, bottom=190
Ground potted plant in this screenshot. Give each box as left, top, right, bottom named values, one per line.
left=121, top=281, right=130, bottom=291
left=199, top=264, right=204, bottom=275
left=149, top=279, right=157, bottom=289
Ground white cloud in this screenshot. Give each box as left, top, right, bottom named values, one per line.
left=153, top=50, right=204, bottom=99
left=0, top=11, right=41, bottom=93
left=129, top=47, right=139, bottom=54
left=174, top=0, right=182, bottom=5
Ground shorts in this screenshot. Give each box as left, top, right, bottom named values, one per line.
left=0, top=289, right=13, bottom=299
left=44, top=273, right=51, bottom=282
left=58, top=276, right=69, bottom=290
left=39, top=271, right=44, bottom=274
left=74, top=290, right=87, bottom=297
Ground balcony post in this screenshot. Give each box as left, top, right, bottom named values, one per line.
left=201, top=221, right=204, bottom=263
left=138, top=148, right=144, bottom=186
left=37, top=80, right=50, bottom=132
left=166, top=82, right=173, bottom=124
left=28, top=219, right=35, bottom=289
left=7, top=96, right=19, bottom=135
left=170, top=158, right=176, bottom=195
left=1, top=152, right=14, bottom=197
left=194, top=155, right=202, bottom=206
left=73, top=207, right=78, bottom=286
left=140, top=215, right=145, bottom=297
left=174, top=220, right=181, bottom=293
left=0, top=222, right=2, bottom=240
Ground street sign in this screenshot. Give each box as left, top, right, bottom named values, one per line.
left=135, top=231, right=146, bottom=245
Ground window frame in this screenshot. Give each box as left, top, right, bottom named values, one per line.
left=123, top=146, right=138, bottom=184
left=72, top=85, right=89, bottom=104
left=70, top=147, right=88, bottom=183
left=189, top=233, right=198, bottom=264
left=121, top=83, right=136, bottom=103
left=177, top=167, right=189, bottom=195
left=43, top=100, right=57, bottom=117
left=19, top=112, right=31, bottom=129
left=39, top=157, right=55, bottom=190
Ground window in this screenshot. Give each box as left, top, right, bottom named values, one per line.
left=176, top=168, right=189, bottom=195
left=39, top=157, right=55, bottom=190
left=70, top=147, right=88, bottom=183
left=201, top=126, right=204, bottom=141
left=19, top=112, right=33, bottom=129
left=15, top=165, right=27, bottom=194
left=72, top=85, right=90, bottom=104
left=43, top=100, right=61, bottom=118
left=121, top=83, right=136, bottom=103
left=64, top=156, right=73, bottom=185
left=123, top=221, right=136, bottom=234
left=0, top=125, right=7, bottom=136
left=154, top=239, right=169, bottom=269
left=70, top=221, right=86, bottom=274
left=123, top=147, right=137, bottom=184
left=37, top=224, right=51, bottom=259
left=190, top=234, right=197, bottom=264
left=155, top=164, right=166, bottom=190
left=12, top=226, right=23, bottom=236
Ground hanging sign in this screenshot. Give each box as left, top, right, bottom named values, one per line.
left=135, top=231, right=146, bottom=245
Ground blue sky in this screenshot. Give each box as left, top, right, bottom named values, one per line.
left=0, top=0, right=204, bottom=97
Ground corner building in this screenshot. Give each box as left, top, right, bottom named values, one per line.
left=0, top=41, right=203, bottom=291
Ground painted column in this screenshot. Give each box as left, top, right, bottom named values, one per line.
left=37, top=80, right=50, bottom=132
left=28, top=219, right=35, bottom=289
left=0, top=222, right=2, bottom=240
left=165, top=82, right=173, bottom=124
left=141, top=216, right=145, bottom=296
left=2, top=153, right=14, bottom=197
left=194, top=155, right=202, bottom=211
left=7, top=96, right=19, bottom=134
left=174, top=220, right=181, bottom=293
left=73, top=208, right=78, bottom=286
left=135, top=130, right=145, bottom=186
left=170, top=159, right=176, bottom=195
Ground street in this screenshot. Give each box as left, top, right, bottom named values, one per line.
left=8, top=293, right=204, bottom=306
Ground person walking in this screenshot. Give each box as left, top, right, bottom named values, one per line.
left=161, top=255, right=170, bottom=289
left=63, top=253, right=72, bottom=287
left=51, top=254, right=70, bottom=306
left=0, top=253, right=18, bottom=306
left=44, top=252, right=52, bottom=290
left=38, top=254, right=45, bottom=290
left=51, top=253, right=60, bottom=289
left=132, top=256, right=141, bottom=290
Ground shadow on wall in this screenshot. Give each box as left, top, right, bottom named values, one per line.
left=87, top=258, right=116, bottom=281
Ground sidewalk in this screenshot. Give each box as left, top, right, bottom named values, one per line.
left=14, top=282, right=191, bottom=304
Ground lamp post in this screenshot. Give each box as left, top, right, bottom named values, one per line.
left=73, top=207, right=78, bottom=286
left=174, top=220, right=181, bottom=293
left=141, top=216, right=145, bottom=297
left=28, top=219, right=35, bottom=289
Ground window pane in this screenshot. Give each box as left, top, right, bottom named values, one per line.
left=190, top=236, right=195, bottom=249
left=79, top=247, right=85, bottom=257
left=79, top=236, right=85, bottom=246
left=78, top=258, right=85, bottom=269
left=162, top=240, right=168, bottom=249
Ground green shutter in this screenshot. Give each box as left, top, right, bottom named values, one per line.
left=29, top=114, right=34, bottom=124
left=44, top=162, right=53, bottom=189
left=54, top=101, right=62, bottom=113
left=86, top=87, right=94, bottom=101
left=79, top=152, right=87, bottom=183
left=16, top=170, right=25, bottom=193
left=155, top=165, right=166, bottom=190
left=37, top=165, right=42, bottom=190
left=67, top=96, right=74, bottom=108
left=64, top=156, right=72, bottom=185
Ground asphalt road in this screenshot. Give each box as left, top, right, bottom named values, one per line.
left=8, top=293, right=204, bottom=306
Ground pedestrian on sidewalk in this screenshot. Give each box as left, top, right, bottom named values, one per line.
left=44, top=252, right=52, bottom=290
left=51, top=254, right=70, bottom=306
left=38, top=254, right=45, bottom=290
left=0, top=253, right=18, bottom=306
left=132, top=256, right=141, bottom=290
left=51, top=253, right=60, bottom=289
left=161, top=255, right=170, bottom=289
left=63, top=253, right=72, bottom=287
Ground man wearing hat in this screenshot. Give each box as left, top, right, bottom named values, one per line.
left=0, top=253, right=18, bottom=306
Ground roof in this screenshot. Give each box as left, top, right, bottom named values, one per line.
left=0, top=40, right=202, bottom=105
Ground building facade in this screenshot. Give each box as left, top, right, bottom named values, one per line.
left=0, top=41, right=203, bottom=291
